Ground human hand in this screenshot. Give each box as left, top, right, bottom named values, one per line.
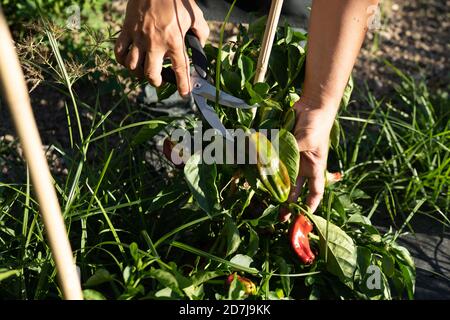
left=114, top=0, right=209, bottom=97
left=290, top=100, right=337, bottom=213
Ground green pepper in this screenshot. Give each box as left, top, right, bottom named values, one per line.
left=249, top=132, right=290, bottom=203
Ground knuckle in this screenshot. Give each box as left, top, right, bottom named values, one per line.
left=177, top=79, right=189, bottom=90
left=114, top=44, right=125, bottom=62
left=310, top=190, right=324, bottom=199
left=172, top=62, right=188, bottom=73
left=204, top=27, right=211, bottom=39
left=167, top=34, right=185, bottom=50
left=146, top=73, right=161, bottom=85
left=198, top=27, right=210, bottom=42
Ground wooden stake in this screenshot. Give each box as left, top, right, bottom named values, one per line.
left=254, top=0, right=284, bottom=84
left=0, top=9, right=83, bottom=300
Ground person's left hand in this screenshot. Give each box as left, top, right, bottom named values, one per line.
left=114, top=0, right=209, bottom=97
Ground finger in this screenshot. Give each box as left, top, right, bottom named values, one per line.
left=191, top=16, right=210, bottom=47
left=305, top=174, right=326, bottom=213
left=144, top=50, right=165, bottom=87
left=169, top=45, right=191, bottom=97
left=125, top=44, right=144, bottom=75
left=289, top=175, right=306, bottom=203
left=114, top=31, right=132, bottom=66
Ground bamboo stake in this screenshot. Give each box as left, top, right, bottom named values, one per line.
left=0, top=8, right=83, bottom=300
left=254, top=0, right=284, bottom=84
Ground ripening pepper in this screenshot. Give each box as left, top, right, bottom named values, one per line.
left=226, top=274, right=257, bottom=295
left=325, top=171, right=343, bottom=186
left=162, top=138, right=184, bottom=169
left=290, top=214, right=315, bottom=264
left=249, top=132, right=290, bottom=203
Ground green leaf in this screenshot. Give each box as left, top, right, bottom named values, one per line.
left=287, top=44, right=302, bottom=81
left=391, top=244, right=415, bottom=269
left=275, top=129, right=300, bottom=185
left=168, top=262, right=193, bottom=289
left=330, top=119, right=340, bottom=150
left=310, top=214, right=357, bottom=288
left=244, top=82, right=265, bottom=105
left=0, top=269, right=20, bottom=282
left=190, top=271, right=225, bottom=287
left=222, top=69, right=242, bottom=96
left=238, top=55, right=254, bottom=86
left=382, top=254, right=395, bottom=277
left=347, top=214, right=380, bottom=235
left=356, top=246, right=372, bottom=278
left=147, top=183, right=187, bottom=214
left=227, top=275, right=246, bottom=300
left=260, top=99, right=283, bottom=112
left=224, top=215, right=241, bottom=256
left=130, top=242, right=139, bottom=262
left=340, top=76, right=354, bottom=109
left=184, top=153, right=220, bottom=215
left=156, top=82, right=177, bottom=101
left=248, top=204, right=279, bottom=227
left=236, top=108, right=254, bottom=127
left=347, top=214, right=372, bottom=225
left=285, top=24, right=293, bottom=44
left=269, top=45, right=288, bottom=88
left=171, top=241, right=259, bottom=274
left=292, top=30, right=307, bottom=42
left=132, top=120, right=168, bottom=146
left=274, top=256, right=291, bottom=297
left=391, top=244, right=415, bottom=299
left=84, top=269, right=114, bottom=287
left=253, top=82, right=270, bottom=96
left=248, top=15, right=267, bottom=40
left=149, top=268, right=184, bottom=297
left=332, top=196, right=346, bottom=221
left=83, top=289, right=106, bottom=300
left=246, top=226, right=260, bottom=257
left=230, top=254, right=254, bottom=269
left=391, top=269, right=405, bottom=297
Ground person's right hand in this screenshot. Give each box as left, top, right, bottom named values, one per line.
left=291, top=100, right=335, bottom=214
left=114, top=0, right=209, bottom=97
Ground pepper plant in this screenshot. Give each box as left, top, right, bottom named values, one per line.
left=126, top=17, right=416, bottom=300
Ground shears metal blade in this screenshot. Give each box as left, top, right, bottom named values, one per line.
left=161, top=30, right=258, bottom=142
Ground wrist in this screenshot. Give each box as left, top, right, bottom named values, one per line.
left=294, top=99, right=338, bottom=131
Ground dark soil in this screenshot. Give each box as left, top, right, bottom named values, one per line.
left=354, top=0, right=450, bottom=97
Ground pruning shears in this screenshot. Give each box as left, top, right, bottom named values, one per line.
left=161, top=30, right=257, bottom=142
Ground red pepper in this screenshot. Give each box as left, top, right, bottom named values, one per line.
left=325, top=171, right=343, bottom=186
left=290, top=214, right=315, bottom=264
left=162, top=138, right=184, bottom=169
left=226, top=274, right=257, bottom=295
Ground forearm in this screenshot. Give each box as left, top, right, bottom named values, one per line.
left=297, top=0, right=379, bottom=125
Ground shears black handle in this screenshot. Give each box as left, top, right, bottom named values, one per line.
left=161, top=30, right=208, bottom=84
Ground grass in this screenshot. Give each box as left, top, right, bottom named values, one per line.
left=0, top=8, right=449, bottom=300
left=336, top=63, right=450, bottom=229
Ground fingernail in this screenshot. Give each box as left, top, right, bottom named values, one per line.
left=181, top=93, right=192, bottom=102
